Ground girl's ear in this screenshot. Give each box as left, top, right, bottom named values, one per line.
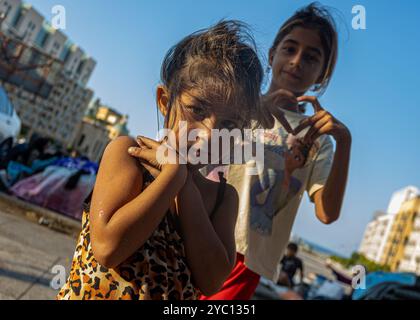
left=268, top=48, right=274, bottom=67
left=156, top=85, right=169, bottom=116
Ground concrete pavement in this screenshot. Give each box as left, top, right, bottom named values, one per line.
left=0, top=207, right=76, bottom=300
left=0, top=192, right=341, bottom=300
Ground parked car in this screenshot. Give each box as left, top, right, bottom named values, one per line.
left=0, top=86, right=21, bottom=155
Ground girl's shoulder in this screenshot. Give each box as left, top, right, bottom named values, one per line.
left=103, top=136, right=139, bottom=158
left=89, top=136, right=145, bottom=215
left=100, top=136, right=144, bottom=175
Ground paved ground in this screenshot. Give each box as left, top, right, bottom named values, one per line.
left=0, top=207, right=76, bottom=300
left=0, top=194, right=340, bottom=300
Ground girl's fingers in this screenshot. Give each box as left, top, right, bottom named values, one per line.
left=264, top=89, right=298, bottom=109
left=259, top=109, right=275, bottom=129
left=140, top=161, right=160, bottom=179
left=294, top=110, right=327, bottom=135
left=137, top=136, right=160, bottom=149
left=270, top=88, right=297, bottom=102
left=271, top=109, right=294, bottom=134
left=307, top=122, right=333, bottom=143
left=136, top=138, right=147, bottom=148
left=128, top=147, right=156, bottom=163
left=297, top=96, right=324, bottom=113
left=303, top=116, right=330, bottom=143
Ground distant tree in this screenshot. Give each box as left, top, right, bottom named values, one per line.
left=330, top=252, right=391, bottom=272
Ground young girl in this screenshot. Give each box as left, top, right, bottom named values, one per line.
left=56, top=20, right=264, bottom=300
left=200, top=3, right=352, bottom=300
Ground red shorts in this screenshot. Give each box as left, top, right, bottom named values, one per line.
left=199, top=253, right=261, bottom=300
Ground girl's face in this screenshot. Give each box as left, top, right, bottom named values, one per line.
left=269, top=27, right=326, bottom=95
left=157, top=86, right=243, bottom=167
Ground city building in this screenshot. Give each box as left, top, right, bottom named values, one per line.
left=0, top=0, right=96, bottom=148
left=393, top=197, right=420, bottom=273
left=72, top=99, right=130, bottom=162
left=358, top=211, right=395, bottom=264
left=381, top=197, right=419, bottom=270
left=359, top=190, right=420, bottom=274
left=387, top=186, right=420, bottom=215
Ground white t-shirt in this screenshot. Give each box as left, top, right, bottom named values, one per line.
left=203, top=108, right=334, bottom=281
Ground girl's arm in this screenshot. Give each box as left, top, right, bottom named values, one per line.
left=175, top=172, right=238, bottom=296
left=89, top=136, right=187, bottom=268
left=313, top=135, right=351, bottom=224
left=293, top=96, right=352, bottom=225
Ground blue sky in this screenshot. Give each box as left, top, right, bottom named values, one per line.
left=30, top=0, right=420, bottom=257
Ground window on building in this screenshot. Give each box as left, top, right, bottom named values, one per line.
left=2, top=3, right=12, bottom=19
left=12, top=7, right=23, bottom=28
left=78, top=134, right=85, bottom=147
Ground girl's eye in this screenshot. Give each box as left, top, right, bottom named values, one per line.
left=221, top=120, right=238, bottom=130
left=305, top=54, right=319, bottom=64
left=282, top=46, right=295, bottom=54
left=188, top=106, right=207, bottom=118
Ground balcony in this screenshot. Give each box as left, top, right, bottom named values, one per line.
left=398, top=260, right=415, bottom=272
left=413, top=218, right=420, bottom=230
left=404, top=244, right=416, bottom=256
left=410, top=231, right=420, bottom=241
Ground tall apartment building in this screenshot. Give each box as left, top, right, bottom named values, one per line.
left=387, top=186, right=420, bottom=215
left=359, top=189, right=420, bottom=273
left=358, top=212, right=395, bottom=264
left=0, top=0, right=96, bottom=148
left=381, top=196, right=419, bottom=270
left=391, top=197, right=420, bottom=273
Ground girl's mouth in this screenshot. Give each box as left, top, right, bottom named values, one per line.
left=283, top=71, right=301, bottom=81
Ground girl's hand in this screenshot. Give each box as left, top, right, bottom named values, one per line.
left=128, top=136, right=187, bottom=179
left=261, top=89, right=297, bottom=132
left=293, top=96, right=351, bottom=145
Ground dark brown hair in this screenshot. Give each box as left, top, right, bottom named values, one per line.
left=160, top=20, right=264, bottom=130
left=270, top=2, right=339, bottom=96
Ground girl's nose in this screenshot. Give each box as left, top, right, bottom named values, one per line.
left=202, top=114, right=219, bottom=131
left=290, top=49, right=303, bottom=68
left=193, top=117, right=214, bottom=141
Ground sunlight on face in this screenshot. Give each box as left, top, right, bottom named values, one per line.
left=270, top=27, right=325, bottom=94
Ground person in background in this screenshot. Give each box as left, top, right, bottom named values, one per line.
left=200, top=2, right=351, bottom=300
left=279, top=242, right=304, bottom=288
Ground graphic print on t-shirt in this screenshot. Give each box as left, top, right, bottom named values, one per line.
left=249, top=129, right=319, bottom=236
left=201, top=125, right=321, bottom=238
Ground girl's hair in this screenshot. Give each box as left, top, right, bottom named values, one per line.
left=270, top=2, right=339, bottom=96
left=160, top=20, right=264, bottom=130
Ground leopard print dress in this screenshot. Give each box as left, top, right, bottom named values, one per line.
left=56, top=170, right=226, bottom=300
